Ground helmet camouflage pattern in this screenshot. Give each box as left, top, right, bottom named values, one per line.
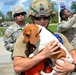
left=12, top=5, right=26, bottom=17
left=28, top=0, right=52, bottom=17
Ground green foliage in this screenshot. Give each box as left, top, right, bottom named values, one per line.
left=6, top=11, right=12, bottom=19
left=25, top=17, right=32, bottom=23
left=48, top=25, right=57, bottom=32
left=6, top=11, right=14, bottom=21
left=0, top=11, right=5, bottom=23
left=50, top=11, right=58, bottom=23
left=0, top=27, right=6, bottom=37
left=71, top=1, right=76, bottom=13
left=51, top=1, right=57, bottom=11
left=50, top=1, right=58, bottom=23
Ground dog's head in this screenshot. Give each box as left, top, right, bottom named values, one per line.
left=23, top=24, right=40, bottom=44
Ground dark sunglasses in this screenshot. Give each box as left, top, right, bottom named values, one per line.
left=33, top=16, right=50, bottom=20
left=15, top=12, right=25, bottom=17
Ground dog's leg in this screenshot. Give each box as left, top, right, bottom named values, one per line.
left=40, top=70, right=57, bottom=75
left=29, top=41, right=41, bottom=58
left=29, top=49, right=38, bottom=57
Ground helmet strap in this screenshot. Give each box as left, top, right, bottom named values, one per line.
left=30, top=5, right=38, bottom=14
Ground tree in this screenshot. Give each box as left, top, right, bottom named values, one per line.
left=50, top=1, right=58, bottom=23
left=51, top=1, right=57, bottom=11
left=71, top=1, right=76, bottom=13
left=0, top=11, right=5, bottom=23
left=6, top=11, right=14, bottom=21
left=25, top=16, right=32, bottom=23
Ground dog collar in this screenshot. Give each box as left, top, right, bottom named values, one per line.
left=39, top=28, right=42, bottom=34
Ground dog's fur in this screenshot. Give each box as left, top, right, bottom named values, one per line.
left=23, top=24, right=73, bottom=75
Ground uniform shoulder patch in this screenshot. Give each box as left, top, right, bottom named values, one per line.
left=4, top=31, right=10, bottom=37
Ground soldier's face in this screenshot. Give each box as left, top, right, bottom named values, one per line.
left=33, top=16, right=50, bottom=28
left=15, top=13, right=25, bottom=22
left=64, top=9, right=72, bottom=18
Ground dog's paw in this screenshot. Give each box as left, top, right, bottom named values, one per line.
left=40, top=71, right=53, bottom=75
left=29, top=54, right=34, bottom=58
left=40, top=71, right=47, bottom=75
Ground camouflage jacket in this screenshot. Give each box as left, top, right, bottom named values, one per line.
left=57, top=14, right=76, bottom=49
left=3, top=23, right=26, bottom=52
left=57, top=14, right=76, bottom=33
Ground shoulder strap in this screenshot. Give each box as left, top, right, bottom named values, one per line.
left=53, top=33, right=63, bottom=44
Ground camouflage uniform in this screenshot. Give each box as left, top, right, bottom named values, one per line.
left=58, top=14, right=76, bottom=49
left=3, top=23, right=26, bottom=52
left=3, top=5, right=26, bottom=52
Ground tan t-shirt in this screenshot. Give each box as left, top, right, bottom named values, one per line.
left=13, top=32, right=74, bottom=58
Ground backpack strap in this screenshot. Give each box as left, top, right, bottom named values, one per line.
left=53, top=34, right=63, bottom=44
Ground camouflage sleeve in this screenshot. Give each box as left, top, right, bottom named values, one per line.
left=55, top=32, right=74, bottom=51
left=3, top=27, right=15, bottom=52
left=57, top=14, right=76, bottom=33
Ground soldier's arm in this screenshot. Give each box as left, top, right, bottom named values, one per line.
left=57, top=14, right=76, bottom=33
left=70, top=50, right=76, bottom=64
left=3, top=27, right=14, bottom=52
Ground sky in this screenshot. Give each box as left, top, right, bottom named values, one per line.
left=0, top=0, right=76, bottom=16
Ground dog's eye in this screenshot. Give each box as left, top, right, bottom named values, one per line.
left=26, top=34, right=30, bottom=38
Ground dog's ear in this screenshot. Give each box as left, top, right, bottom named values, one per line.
left=22, top=25, right=30, bottom=43
left=30, top=25, right=40, bottom=44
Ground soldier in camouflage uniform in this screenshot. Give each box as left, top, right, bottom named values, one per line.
left=13, top=0, right=76, bottom=75
left=57, top=8, right=76, bottom=75
left=3, top=5, right=26, bottom=55
left=57, top=8, right=76, bottom=49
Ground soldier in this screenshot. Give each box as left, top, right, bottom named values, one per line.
left=57, top=8, right=76, bottom=49
left=13, top=0, right=76, bottom=75
left=3, top=5, right=27, bottom=57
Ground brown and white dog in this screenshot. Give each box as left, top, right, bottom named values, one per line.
left=23, top=24, right=73, bottom=75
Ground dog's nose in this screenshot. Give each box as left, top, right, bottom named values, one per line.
left=26, top=34, right=30, bottom=38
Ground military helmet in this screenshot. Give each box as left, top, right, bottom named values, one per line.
left=28, top=0, right=52, bottom=17
left=12, top=5, right=26, bottom=17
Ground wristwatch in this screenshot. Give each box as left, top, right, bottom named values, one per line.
left=73, top=63, right=76, bottom=72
